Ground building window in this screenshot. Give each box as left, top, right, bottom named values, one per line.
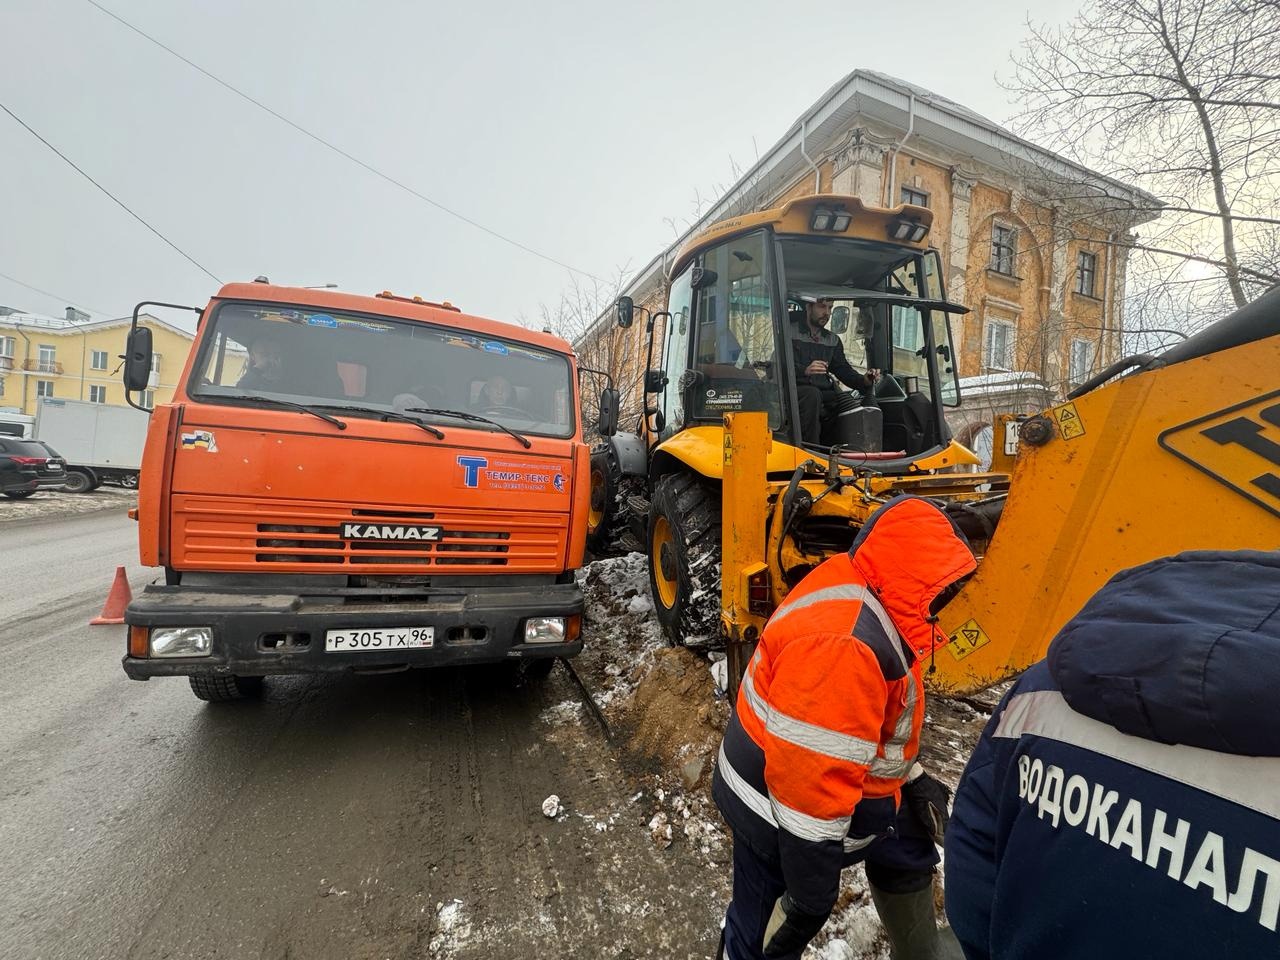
left=990, top=224, right=1017, bottom=276
left=36, top=380, right=55, bottom=399
left=142, top=390, right=156, bottom=409
left=0, top=336, right=13, bottom=357
left=1069, top=338, right=1094, bottom=385
left=89, top=385, right=108, bottom=404
left=901, top=185, right=929, bottom=208
left=91, top=349, right=110, bottom=370
left=1075, top=251, right=1098, bottom=297
left=38, top=344, right=57, bottom=373
left=151, top=352, right=162, bottom=375
left=985, top=318, right=1016, bottom=371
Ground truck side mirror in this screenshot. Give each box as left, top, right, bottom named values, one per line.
left=598, top=387, right=619, bottom=437
left=123, top=327, right=153, bottom=392
left=616, top=296, right=634, bottom=329
left=830, top=305, right=850, bottom=334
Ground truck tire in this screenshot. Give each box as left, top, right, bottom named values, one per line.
left=5, top=491, right=36, bottom=499
left=586, top=448, right=642, bottom=558
left=61, top=470, right=93, bottom=494
left=189, top=674, right=265, bottom=702
left=118, top=472, right=139, bottom=489
left=648, top=473, right=722, bottom=647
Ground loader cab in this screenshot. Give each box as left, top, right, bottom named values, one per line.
left=649, top=197, right=965, bottom=465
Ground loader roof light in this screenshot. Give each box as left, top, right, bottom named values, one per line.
left=889, top=217, right=929, bottom=243
left=809, top=205, right=852, bottom=233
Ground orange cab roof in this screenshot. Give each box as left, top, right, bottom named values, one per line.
left=211, top=283, right=574, bottom=356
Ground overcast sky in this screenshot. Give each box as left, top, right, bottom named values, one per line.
left=1, top=0, right=1084, bottom=331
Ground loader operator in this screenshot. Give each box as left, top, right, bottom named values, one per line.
left=790, top=295, right=879, bottom=444
left=712, top=496, right=975, bottom=960
left=945, top=549, right=1280, bottom=960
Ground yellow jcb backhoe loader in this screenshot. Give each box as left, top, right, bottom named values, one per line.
left=588, top=193, right=1280, bottom=691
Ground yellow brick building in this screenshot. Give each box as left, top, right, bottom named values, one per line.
left=0, top=307, right=195, bottom=416
left=579, top=71, right=1159, bottom=443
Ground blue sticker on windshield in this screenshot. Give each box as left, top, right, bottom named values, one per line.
left=306, top=314, right=338, bottom=328
left=482, top=341, right=509, bottom=356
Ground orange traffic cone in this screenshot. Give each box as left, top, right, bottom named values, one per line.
left=90, top=566, right=133, bottom=625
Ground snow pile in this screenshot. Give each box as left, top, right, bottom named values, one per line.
left=428, top=899, right=472, bottom=953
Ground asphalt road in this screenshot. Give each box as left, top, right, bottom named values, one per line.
left=0, top=511, right=725, bottom=959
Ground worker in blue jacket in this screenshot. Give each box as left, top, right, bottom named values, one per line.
left=944, top=550, right=1280, bottom=959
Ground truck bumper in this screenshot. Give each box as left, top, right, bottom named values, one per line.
left=121, top=581, right=584, bottom=680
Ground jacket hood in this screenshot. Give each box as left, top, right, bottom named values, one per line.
left=1048, top=550, right=1280, bottom=757
left=849, top=497, right=977, bottom=658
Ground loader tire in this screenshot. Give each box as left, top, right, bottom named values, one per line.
left=648, top=473, right=722, bottom=647
left=586, top=448, right=642, bottom=559
left=189, top=674, right=264, bottom=702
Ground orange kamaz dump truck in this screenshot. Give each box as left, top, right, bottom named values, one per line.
left=116, top=281, right=617, bottom=702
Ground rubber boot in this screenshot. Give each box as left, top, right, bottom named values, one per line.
left=869, top=884, right=963, bottom=960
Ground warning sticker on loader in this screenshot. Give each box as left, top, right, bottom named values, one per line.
left=1158, top=390, right=1280, bottom=519
left=947, top=619, right=992, bottom=661
left=1050, top=402, right=1086, bottom=441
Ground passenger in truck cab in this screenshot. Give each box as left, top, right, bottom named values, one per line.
left=237, top=337, right=286, bottom=392
left=475, top=375, right=520, bottom=413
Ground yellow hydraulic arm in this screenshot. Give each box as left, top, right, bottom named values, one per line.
left=934, top=331, right=1280, bottom=693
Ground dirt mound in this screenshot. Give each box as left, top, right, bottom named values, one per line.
left=623, top=647, right=729, bottom=790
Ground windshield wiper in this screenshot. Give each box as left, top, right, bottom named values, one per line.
left=317, top=404, right=445, bottom=439
left=404, top=408, right=532, bottom=448
left=216, top=394, right=347, bottom=429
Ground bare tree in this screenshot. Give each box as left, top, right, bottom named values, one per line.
left=1009, top=0, right=1280, bottom=308
left=539, top=270, right=651, bottom=439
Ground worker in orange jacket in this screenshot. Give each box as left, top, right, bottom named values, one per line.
left=712, top=496, right=976, bottom=959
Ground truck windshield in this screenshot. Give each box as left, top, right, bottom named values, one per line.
left=779, top=238, right=960, bottom=407
left=189, top=302, right=575, bottom=438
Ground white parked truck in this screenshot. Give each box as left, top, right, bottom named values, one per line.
left=35, top=398, right=149, bottom=492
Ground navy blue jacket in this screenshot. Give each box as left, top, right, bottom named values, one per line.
left=945, top=551, right=1280, bottom=959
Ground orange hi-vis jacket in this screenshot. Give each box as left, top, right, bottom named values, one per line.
left=711, top=497, right=977, bottom=913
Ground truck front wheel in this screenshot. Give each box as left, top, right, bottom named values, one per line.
left=189, top=674, right=265, bottom=702
left=648, top=473, right=722, bottom=647
left=61, top=470, right=94, bottom=494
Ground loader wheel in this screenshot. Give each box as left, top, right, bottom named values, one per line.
left=648, top=473, right=722, bottom=647
left=189, top=674, right=264, bottom=702
left=586, top=448, right=642, bottom=558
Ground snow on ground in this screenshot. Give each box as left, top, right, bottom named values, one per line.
left=0, top=486, right=135, bottom=523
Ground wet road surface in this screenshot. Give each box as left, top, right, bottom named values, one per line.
left=1, top=511, right=725, bottom=959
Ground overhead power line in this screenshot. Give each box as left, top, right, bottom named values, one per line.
left=0, top=101, right=223, bottom=285
left=85, top=0, right=607, bottom=284
left=0, top=271, right=113, bottom=317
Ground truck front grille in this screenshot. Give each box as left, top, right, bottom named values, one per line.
left=173, top=497, right=560, bottom=573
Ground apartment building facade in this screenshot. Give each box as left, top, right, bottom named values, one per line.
left=0, top=307, right=194, bottom=417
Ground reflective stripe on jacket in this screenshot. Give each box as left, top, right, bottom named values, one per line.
left=712, top=496, right=976, bottom=913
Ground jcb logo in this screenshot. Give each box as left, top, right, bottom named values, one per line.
left=1160, top=391, right=1280, bottom=518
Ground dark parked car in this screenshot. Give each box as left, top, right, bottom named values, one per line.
left=0, top=437, right=68, bottom=498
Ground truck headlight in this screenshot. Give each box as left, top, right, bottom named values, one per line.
left=150, top=626, right=213, bottom=657
left=524, top=617, right=566, bottom=644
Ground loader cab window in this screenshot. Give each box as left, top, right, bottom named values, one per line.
left=189, top=302, right=576, bottom=438
left=658, top=266, right=694, bottom=440
left=778, top=239, right=961, bottom=453
left=684, top=231, right=782, bottom=429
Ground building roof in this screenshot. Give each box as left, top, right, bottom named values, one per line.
left=585, top=69, right=1161, bottom=343
left=0, top=309, right=195, bottom=339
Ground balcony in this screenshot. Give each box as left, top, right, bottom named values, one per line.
left=22, top=359, right=64, bottom=374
